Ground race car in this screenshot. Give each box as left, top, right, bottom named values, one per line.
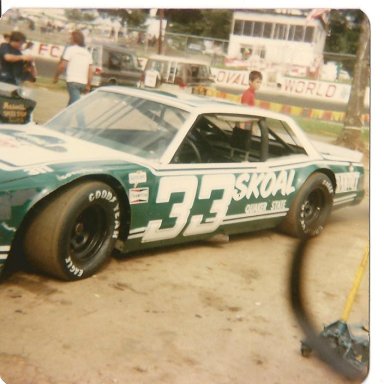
left=0, top=86, right=365, bottom=280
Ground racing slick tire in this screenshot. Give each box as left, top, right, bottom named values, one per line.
left=279, top=173, right=334, bottom=238
left=24, top=181, right=120, bottom=280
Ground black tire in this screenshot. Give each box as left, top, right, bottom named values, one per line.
left=24, top=181, right=120, bottom=280
left=279, top=173, right=334, bottom=238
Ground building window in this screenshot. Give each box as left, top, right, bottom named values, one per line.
left=263, top=22, right=273, bottom=38
left=274, top=23, right=287, bottom=40
left=253, top=21, right=263, bottom=37
left=304, top=26, right=314, bottom=42
left=293, top=25, right=304, bottom=41
left=243, top=20, right=253, bottom=36
left=233, top=20, right=243, bottom=35
left=255, top=45, right=266, bottom=59
left=232, top=18, right=316, bottom=44
left=288, top=25, right=295, bottom=40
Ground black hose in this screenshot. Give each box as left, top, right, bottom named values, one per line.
left=289, top=240, right=364, bottom=381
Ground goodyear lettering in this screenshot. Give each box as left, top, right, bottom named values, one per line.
left=88, top=189, right=120, bottom=238
left=113, top=203, right=120, bottom=238
left=322, top=179, right=334, bottom=194
left=233, top=170, right=295, bottom=201
left=89, top=190, right=117, bottom=203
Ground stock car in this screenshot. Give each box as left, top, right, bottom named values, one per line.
left=0, top=86, right=365, bottom=281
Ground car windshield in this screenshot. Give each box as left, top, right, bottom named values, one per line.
left=45, top=90, right=190, bottom=160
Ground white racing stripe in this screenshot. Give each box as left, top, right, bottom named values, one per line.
left=127, top=210, right=287, bottom=241
left=0, top=245, right=10, bottom=252
left=334, top=194, right=357, bottom=205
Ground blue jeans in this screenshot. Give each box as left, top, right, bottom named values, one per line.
left=66, top=82, right=86, bottom=105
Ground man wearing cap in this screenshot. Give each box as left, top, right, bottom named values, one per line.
left=0, top=31, right=33, bottom=85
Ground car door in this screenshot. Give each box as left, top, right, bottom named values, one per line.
left=118, top=52, right=142, bottom=86
left=139, top=113, right=303, bottom=244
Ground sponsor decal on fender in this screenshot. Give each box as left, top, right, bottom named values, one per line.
left=129, top=187, right=149, bottom=204
left=129, top=170, right=147, bottom=185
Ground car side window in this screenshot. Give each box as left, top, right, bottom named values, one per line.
left=172, top=114, right=305, bottom=165
left=121, top=54, right=135, bottom=70
left=107, top=52, right=122, bottom=70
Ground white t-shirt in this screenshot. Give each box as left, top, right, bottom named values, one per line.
left=63, top=45, right=93, bottom=84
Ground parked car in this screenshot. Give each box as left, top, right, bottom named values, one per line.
left=141, top=54, right=215, bottom=92
left=0, top=86, right=365, bottom=281
left=88, top=43, right=143, bottom=87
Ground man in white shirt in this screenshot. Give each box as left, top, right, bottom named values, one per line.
left=53, top=30, right=93, bottom=105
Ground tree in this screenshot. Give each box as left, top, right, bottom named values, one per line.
left=325, top=9, right=365, bottom=74
left=97, top=9, right=148, bottom=27
left=64, top=9, right=97, bottom=23
left=336, top=13, right=370, bottom=152
left=200, top=10, right=233, bottom=39
left=165, top=9, right=232, bottom=39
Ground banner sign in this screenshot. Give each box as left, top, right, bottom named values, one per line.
left=210, top=68, right=353, bottom=104
left=30, top=41, right=65, bottom=61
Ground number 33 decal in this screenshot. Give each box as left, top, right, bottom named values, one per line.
left=142, top=174, right=235, bottom=242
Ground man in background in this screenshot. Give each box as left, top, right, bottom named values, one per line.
left=0, top=31, right=34, bottom=85
left=53, top=30, right=93, bottom=105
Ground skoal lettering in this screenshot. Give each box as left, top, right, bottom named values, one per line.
left=233, top=170, right=295, bottom=201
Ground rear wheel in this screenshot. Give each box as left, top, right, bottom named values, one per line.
left=24, top=181, right=120, bottom=280
left=280, top=173, right=334, bottom=238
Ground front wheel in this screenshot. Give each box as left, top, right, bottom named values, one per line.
left=24, top=181, right=121, bottom=280
left=279, top=173, right=334, bottom=238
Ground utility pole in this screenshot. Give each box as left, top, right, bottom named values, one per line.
left=158, top=9, right=164, bottom=55
left=337, top=14, right=370, bottom=152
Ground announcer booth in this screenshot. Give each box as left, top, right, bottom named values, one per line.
left=227, top=9, right=328, bottom=73
left=0, top=82, right=36, bottom=124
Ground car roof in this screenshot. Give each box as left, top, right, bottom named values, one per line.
left=88, top=42, right=137, bottom=54
left=99, top=86, right=295, bottom=123
left=147, top=54, right=210, bottom=66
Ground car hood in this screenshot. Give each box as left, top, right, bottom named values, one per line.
left=0, top=123, right=138, bottom=169
left=311, top=139, right=364, bottom=163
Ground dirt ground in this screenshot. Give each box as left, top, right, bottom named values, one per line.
left=0, top=86, right=370, bottom=384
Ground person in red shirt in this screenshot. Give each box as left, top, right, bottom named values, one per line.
left=241, top=70, right=263, bottom=106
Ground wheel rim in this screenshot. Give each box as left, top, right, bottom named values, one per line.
left=70, top=205, right=109, bottom=264
left=301, top=189, right=325, bottom=228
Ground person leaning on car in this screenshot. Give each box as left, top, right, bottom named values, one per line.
left=53, top=30, right=93, bottom=105
left=0, top=31, right=34, bottom=85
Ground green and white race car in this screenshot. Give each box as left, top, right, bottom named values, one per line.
left=0, top=86, right=365, bottom=280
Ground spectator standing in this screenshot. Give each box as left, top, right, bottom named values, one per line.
left=53, top=30, right=93, bottom=105
left=241, top=70, right=263, bottom=107
left=0, top=31, right=33, bottom=85
left=21, top=41, right=37, bottom=82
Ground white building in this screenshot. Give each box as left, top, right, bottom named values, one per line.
left=227, top=10, right=327, bottom=74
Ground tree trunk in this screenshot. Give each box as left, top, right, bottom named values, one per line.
left=337, top=14, right=370, bottom=152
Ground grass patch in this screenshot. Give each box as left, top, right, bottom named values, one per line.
left=295, top=116, right=369, bottom=144
left=26, top=76, right=67, bottom=91
left=295, top=117, right=343, bottom=138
